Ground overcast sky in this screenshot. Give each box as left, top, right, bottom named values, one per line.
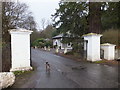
left=19, top=0, right=60, bottom=30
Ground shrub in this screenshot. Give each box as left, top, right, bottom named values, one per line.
left=13, top=70, right=33, bottom=76
left=65, top=51, right=74, bottom=55
left=101, top=29, right=120, bottom=46
left=44, top=40, right=52, bottom=48
left=32, top=38, right=53, bottom=48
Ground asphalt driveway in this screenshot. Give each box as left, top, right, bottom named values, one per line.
left=11, top=48, right=119, bottom=88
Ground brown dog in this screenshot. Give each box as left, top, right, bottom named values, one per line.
left=45, top=62, right=50, bottom=72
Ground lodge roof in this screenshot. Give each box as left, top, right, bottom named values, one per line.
left=52, top=34, right=67, bottom=39
left=52, top=32, right=78, bottom=39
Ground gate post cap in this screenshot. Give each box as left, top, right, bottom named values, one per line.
left=82, top=33, right=102, bottom=37
left=101, top=43, right=116, bottom=46
left=8, top=28, right=33, bottom=34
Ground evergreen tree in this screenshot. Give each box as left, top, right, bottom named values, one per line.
left=52, top=2, right=88, bottom=38
left=88, top=2, right=102, bottom=33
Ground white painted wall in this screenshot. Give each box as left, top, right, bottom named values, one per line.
left=101, top=43, right=116, bottom=60
left=53, top=38, right=72, bottom=49
left=67, top=42, right=72, bottom=49
left=53, top=39, right=62, bottom=47
left=9, top=29, right=33, bottom=71
left=83, top=33, right=102, bottom=62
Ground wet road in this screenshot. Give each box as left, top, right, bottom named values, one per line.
left=15, top=48, right=119, bottom=88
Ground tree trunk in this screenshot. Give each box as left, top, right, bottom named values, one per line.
left=88, top=2, right=102, bottom=34
left=117, top=2, right=120, bottom=29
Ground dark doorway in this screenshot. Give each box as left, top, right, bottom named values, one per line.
left=100, top=49, right=104, bottom=59
left=84, top=40, right=88, bottom=60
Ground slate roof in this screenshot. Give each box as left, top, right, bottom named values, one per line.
left=52, top=34, right=64, bottom=39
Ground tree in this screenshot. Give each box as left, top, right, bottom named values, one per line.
left=101, top=2, right=120, bottom=30
left=88, top=2, right=102, bottom=33
left=41, top=18, right=46, bottom=30
left=53, top=1, right=119, bottom=34
left=88, top=2, right=120, bottom=33
left=32, top=38, right=52, bottom=48
left=2, top=2, right=37, bottom=42
left=43, top=25, right=56, bottom=39
left=52, top=1, right=120, bottom=53
left=18, top=16, right=37, bottom=30
left=118, top=2, right=120, bottom=29
left=40, top=25, right=56, bottom=39
left=52, top=2, right=88, bottom=52
left=52, top=2, right=88, bottom=37
left=101, top=29, right=120, bottom=46
left=31, top=31, right=42, bottom=43
left=31, top=24, right=56, bottom=44
left=2, top=2, right=37, bottom=71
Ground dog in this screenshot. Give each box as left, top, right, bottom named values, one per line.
left=45, top=62, right=50, bottom=72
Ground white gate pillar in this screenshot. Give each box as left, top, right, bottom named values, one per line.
left=101, top=43, right=116, bottom=60
left=9, top=29, right=33, bottom=71
left=83, top=33, right=102, bottom=62
left=64, top=48, right=67, bottom=54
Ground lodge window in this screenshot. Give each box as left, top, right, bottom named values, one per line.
left=68, top=43, right=71, bottom=46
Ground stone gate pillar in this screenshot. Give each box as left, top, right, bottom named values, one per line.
left=83, top=33, right=102, bottom=62
left=9, top=29, right=33, bottom=71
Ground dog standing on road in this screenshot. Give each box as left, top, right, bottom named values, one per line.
left=45, top=62, right=50, bottom=72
